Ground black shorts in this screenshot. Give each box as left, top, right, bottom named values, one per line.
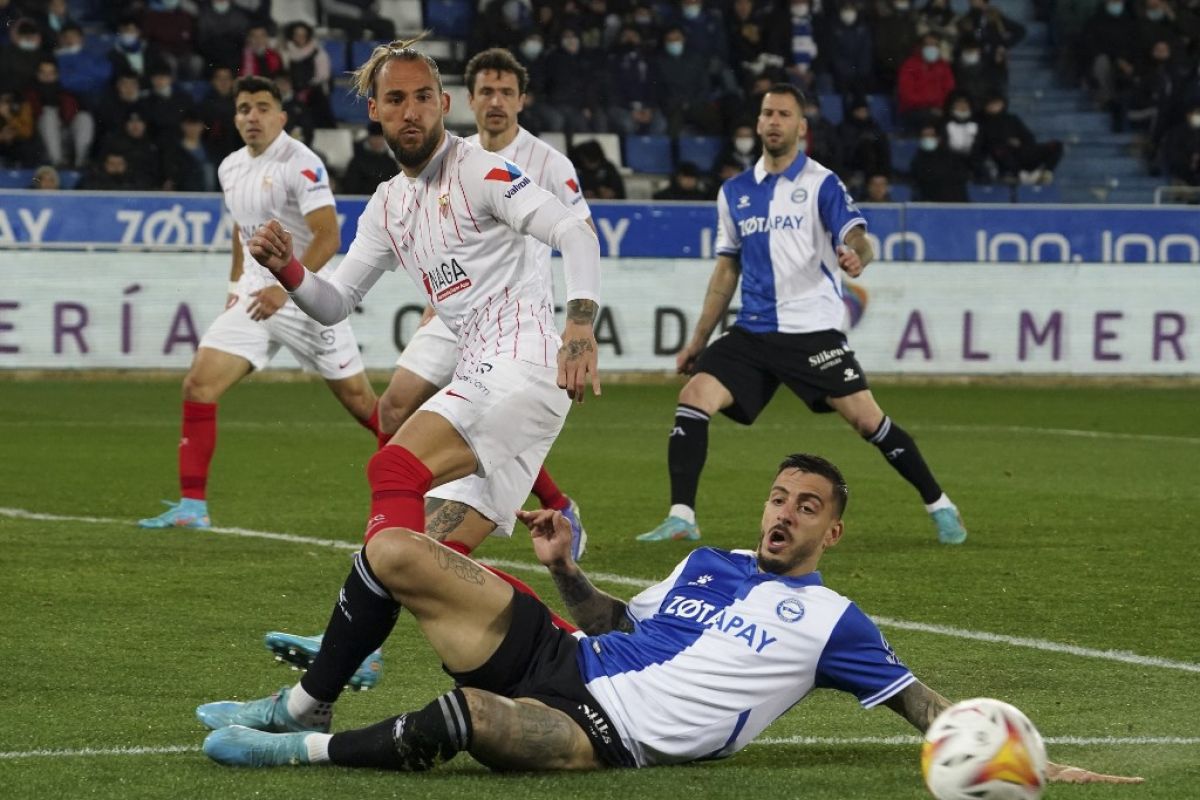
left=444, top=592, right=636, bottom=768
left=694, top=326, right=870, bottom=424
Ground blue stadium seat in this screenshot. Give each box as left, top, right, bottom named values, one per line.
left=624, top=134, right=673, bottom=174
left=351, top=40, right=386, bottom=72
left=330, top=83, right=370, bottom=123
left=0, top=169, right=36, bottom=189
left=818, top=93, right=843, bottom=125
left=967, top=183, right=1013, bottom=203
left=887, top=182, right=912, bottom=202
left=1016, top=183, right=1061, bottom=203
left=890, top=137, right=918, bottom=172
left=424, top=0, right=474, bottom=38
left=677, top=135, right=722, bottom=173
left=180, top=80, right=209, bottom=103
left=323, top=39, right=349, bottom=76
left=58, top=170, right=82, bottom=190
left=866, top=94, right=895, bottom=132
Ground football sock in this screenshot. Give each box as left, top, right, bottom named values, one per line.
left=668, top=404, right=710, bottom=510
left=285, top=682, right=334, bottom=731
left=359, top=401, right=382, bottom=439
left=299, top=548, right=400, bottom=704
left=531, top=466, right=569, bottom=511
left=179, top=400, right=217, bottom=500
left=327, top=689, right=472, bottom=771
left=442, top=540, right=578, bottom=633
left=365, top=445, right=432, bottom=541
left=865, top=416, right=943, bottom=505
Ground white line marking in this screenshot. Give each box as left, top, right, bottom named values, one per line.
left=2, top=736, right=1196, bottom=760
left=3, top=507, right=1198, bottom=674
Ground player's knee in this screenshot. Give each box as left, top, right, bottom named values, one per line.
left=363, top=527, right=425, bottom=586
left=377, top=389, right=416, bottom=434
left=181, top=370, right=218, bottom=403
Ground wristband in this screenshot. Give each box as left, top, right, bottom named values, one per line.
left=278, top=256, right=306, bottom=291
left=227, top=281, right=239, bottom=294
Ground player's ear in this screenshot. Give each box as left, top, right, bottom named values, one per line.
left=441, top=90, right=450, bottom=115
left=824, top=520, right=844, bottom=549
left=367, top=96, right=379, bottom=122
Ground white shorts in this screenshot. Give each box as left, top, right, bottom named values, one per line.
left=395, top=315, right=457, bottom=387
left=200, top=294, right=364, bottom=379
left=422, top=356, right=570, bottom=537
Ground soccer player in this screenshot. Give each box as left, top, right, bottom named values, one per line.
left=637, top=84, right=968, bottom=546
left=260, top=47, right=596, bottom=688
left=198, top=453, right=1139, bottom=787
left=197, top=38, right=601, bottom=729
left=138, top=75, right=377, bottom=530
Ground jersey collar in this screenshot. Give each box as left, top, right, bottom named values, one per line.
left=410, top=132, right=453, bottom=182
left=753, top=150, right=807, bottom=184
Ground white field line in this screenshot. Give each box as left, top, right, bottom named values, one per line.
left=3, top=507, right=1199, bottom=677
left=2, top=737, right=1197, bottom=761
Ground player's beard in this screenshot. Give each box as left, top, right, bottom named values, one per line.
left=763, top=136, right=797, bottom=160
left=387, top=121, right=444, bottom=168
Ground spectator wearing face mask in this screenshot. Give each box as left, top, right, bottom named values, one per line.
left=953, top=36, right=1004, bottom=107
left=543, top=28, right=608, bottom=134
left=1134, top=0, right=1186, bottom=58
left=897, top=33, right=956, bottom=132
left=33, top=0, right=79, bottom=49
left=942, top=93, right=987, bottom=179
left=198, top=0, right=251, bottom=72
left=55, top=25, right=113, bottom=98
left=606, top=25, right=668, bottom=135
left=828, top=2, right=874, bottom=95
left=140, top=0, right=202, bottom=80
left=955, top=0, right=1024, bottom=83
left=837, top=95, right=891, bottom=188
left=1160, top=103, right=1200, bottom=185
left=717, top=123, right=760, bottom=172
left=657, top=26, right=723, bottom=135
left=870, top=0, right=919, bottom=89
left=26, top=57, right=94, bottom=167
left=1, top=19, right=48, bottom=95
left=909, top=124, right=968, bottom=201
left=144, top=64, right=196, bottom=143
left=672, top=0, right=732, bottom=80
left=108, top=17, right=171, bottom=84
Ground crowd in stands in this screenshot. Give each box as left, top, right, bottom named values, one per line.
left=1, top=0, right=1198, bottom=199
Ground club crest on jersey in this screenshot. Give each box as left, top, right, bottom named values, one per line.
left=438, top=192, right=450, bottom=218
left=776, top=598, right=806, bottom=623
left=301, top=167, right=325, bottom=183
left=422, top=258, right=472, bottom=302
left=791, top=187, right=808, bottom=203
left=484, top=161, right=523, bottom=182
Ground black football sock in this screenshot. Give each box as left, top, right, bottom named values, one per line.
left=327, top=689, right=473, bottom=771
left=299, top=548, right=400, bottom=703
left=864, top=416, right=943, bottom=504
left=668, top=404, right=710, bottom=510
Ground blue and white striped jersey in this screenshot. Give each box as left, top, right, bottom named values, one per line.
left=715, top=153, right=867, bottom=334
left=576, top=547, right=913, bottom=767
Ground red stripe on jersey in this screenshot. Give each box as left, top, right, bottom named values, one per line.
left=537, top=146, right=551, bottom=185
left=382, top=183, right=406, bottom=267
left=513, top=299, right=520, bottom=359
left=456, top=168, right=480, bottom=232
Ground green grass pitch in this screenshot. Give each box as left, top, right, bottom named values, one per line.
left=1, top=377, right=1197, bottom=798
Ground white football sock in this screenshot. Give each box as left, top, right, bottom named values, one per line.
left=287, top=682, right=333, bottom=729
left=669, top=504, right=696, bottom=524
left=925, top=493, right=955, bottom=513
left=305, top=733, right=332, bottom=764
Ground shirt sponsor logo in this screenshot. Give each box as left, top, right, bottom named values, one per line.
left=580, top=704, right=613, bottom=745
left=422, top=258, right=472, bottom=302
left=484, top=162, right=523, bottom=182
left=503, top=175, right=531, bottom=199
left=808, top=347, right=846, bottom=367
left=737, top=215, right=804, bottom=236
left=776, top=597, right=805, bottom=623
left=301, top=167, right=325, bottom=183
left=663, top=594, right=779, bottom=653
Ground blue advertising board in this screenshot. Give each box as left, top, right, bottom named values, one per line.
left=1, top=191, right=1197, bottom=262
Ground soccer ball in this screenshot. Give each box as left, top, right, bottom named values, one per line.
left=921, top=698, right=1048, bottom=800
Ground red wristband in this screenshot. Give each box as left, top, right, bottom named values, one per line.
left=278, top=256, right=306, bottom=291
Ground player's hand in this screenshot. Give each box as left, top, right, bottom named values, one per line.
left=247, top=285, right=287, bottom=321
left=558, top=322, right=601, bottom=404
left=1046, top=761, right=1144, bottom=785
left=246, top=219, right=294, bottom=273
left=676, top=340, right=705, bottom=375
left=519, top=508, right=574, bottom=569
left=837, top=245, right=865, bottom=278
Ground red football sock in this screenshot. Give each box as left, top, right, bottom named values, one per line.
left=442, top=539, right=579, bottom=633
left=179, top=400, right=217, bottom=500
left=364, top=446, right=432, bottom=542
left=358, top=401, right=381, bottom=437
left=531, top=466, right=569, bottom=511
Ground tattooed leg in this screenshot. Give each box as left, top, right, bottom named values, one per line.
left=464, top=690, right=602, bottom=771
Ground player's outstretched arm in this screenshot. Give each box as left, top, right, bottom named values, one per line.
left=679, top=255, right=740, bottom=374
left=519, top=509, right=633, bottom=635
left=885, top=680, right=1144, bottom=786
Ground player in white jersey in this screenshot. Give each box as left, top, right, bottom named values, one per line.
left=137, top=75, right=377, bottom=531
left=259, top=47, right=595, bottom=689
left=193, top=39, right=601, bottom=732
left=200, top=454, right=1140, bottom=787
left=637, top=84, right=968, bottom=546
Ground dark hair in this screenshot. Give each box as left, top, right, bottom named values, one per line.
left=764, top=82, right=807, bottom=110
left=776, top=454, right=848, bottom=517
left=234, top=75, right=282, bottom=105
left=465, top=47, right=529, bottom=96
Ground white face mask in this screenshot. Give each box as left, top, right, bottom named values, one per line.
left=894, top=0, right=910, bottom=8
left=840, top=9, right=858, bottom=24
left=520, top=39, right=543, bottom=59
left=682, top=3, right=702, bottom=19
left=1189, top=114, right=1200, bottom=128
left=56, top=44, right=83, bottom=55
left=665, top=40, right=684, bottom=56
left=961, top=50, right=981, bottom=66
left=213, top=1, right=231, bottom=12
left=153, top=83, right=172, bottom=97
left=561, top=37, right=579, bottom=54
left=17, top=38, right=40, bottom=52
left=791, top=3, right=810, bottom=16
left=734, top=136, right=755, bottom=154
left=952, top=109, right=971, bottom=121
left=919, top=136, right=939, bottom=151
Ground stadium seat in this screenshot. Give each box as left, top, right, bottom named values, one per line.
left=351, top=40, right=386, bottom=72
left=443, top=84, right=476, bottom=132
left=424, top=0, right=474, bottom=38
left=623, top=134, right=672, bottom=174
left=330, top=82, right=370, bottom=123
left=540, top=131, right=568, bottom=155
left=58, top=170, right=82, bottom=190
left=323, top=39, right=349, bottom=76
left=867, top=94, right=895, bottom=132
left=179, top=80, right=209, bottom=103
left=818, top=93, right=843, bottom=125
left=967, top=183, right=1013, bottom=203
left=271, top=0, right=318, bottom=26
left=887, top=182, right=912, bottom=202
left=890, top=137, right=919, bottom=172
left=573, top=132, right=624, bottom=171
left=312, top=128, right=355, bottom=174
left=1016, top=183, right=1061, bottom=203
left=379, top=0, right=424, bottom=33
left=677, top=135, right=722, bottom=173
left=0, top=169, right=35, bottom=189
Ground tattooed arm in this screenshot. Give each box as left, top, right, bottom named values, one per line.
left=548, top=561, right=634, bottom=636
left=559, top=298, right=600, bottom=403
left=884, top=679, right=1144, bottom=786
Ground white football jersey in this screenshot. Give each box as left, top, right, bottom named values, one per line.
left=577, top=548, right=914, bottom=767
left=342, top=133, right=566, bottom=368
left=466, top=126, right=590, bottom=288
left=218, top=132, right=335, bottom=293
